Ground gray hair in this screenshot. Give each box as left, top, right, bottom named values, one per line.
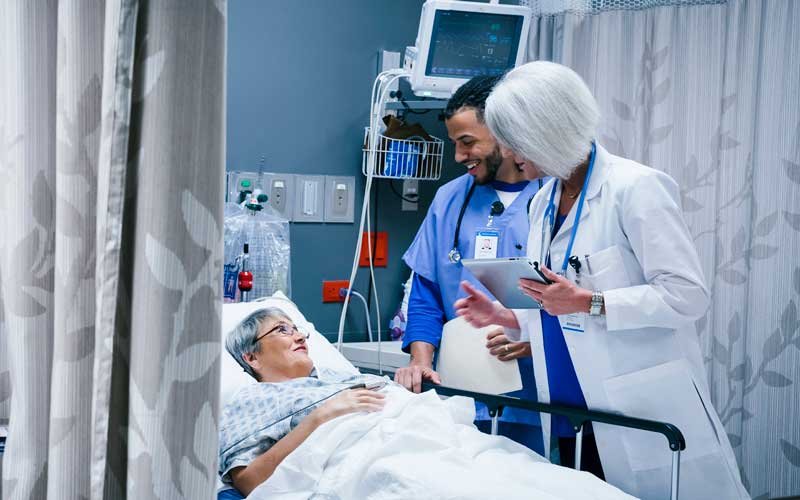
left=485, top=61, right=600, bottom=179
left=225, top=307, right=291, bottom=379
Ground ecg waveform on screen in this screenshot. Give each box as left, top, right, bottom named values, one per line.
left=427, top=13, right=520, bottom=78
left=435, top=33, right=513, bottom=65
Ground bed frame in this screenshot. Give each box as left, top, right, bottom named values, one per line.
left=416, top=380, right=687, bottom=500
left=353, top=359, right=685, bottom=499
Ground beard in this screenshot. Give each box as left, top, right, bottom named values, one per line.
left=474, top=146, right=503, bottom=185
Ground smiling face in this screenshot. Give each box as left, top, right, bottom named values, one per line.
left=445, top=108, right=506, bottom=185
left=243, top=315, right=314, bottom=382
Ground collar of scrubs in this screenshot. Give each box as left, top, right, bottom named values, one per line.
left=449, top=178, right=538, bottom=263
left=490, top=179, right=529, bottom=192
left=474, top=180, right=538, bottom=221
left=541, top=142, right=597, bottom=274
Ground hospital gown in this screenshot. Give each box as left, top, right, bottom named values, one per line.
left=218, top=368, right=385, bottom=484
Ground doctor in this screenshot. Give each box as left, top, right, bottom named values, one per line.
left=394, top=75, right=544, bottom=452
left=455, top=61, right=749, bottom=499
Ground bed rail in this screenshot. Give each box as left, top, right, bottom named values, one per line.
left=421, top=382, right=685, bottom=452
left=420, top=381, right=685, bottom=500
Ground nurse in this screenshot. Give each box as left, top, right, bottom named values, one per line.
left=455, top=61, right=748, bottom=499
left=394, top=75, right=544, bottom=453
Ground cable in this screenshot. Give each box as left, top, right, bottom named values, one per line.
left=390, top=90, right=432, bottom=115
left=388, top=179, right=419, bottom=203
left=337, top=69, right=408, bottom=354
left=343, top=289, right=374, bottom=343
left=337, top=72, right=385, bottom=350
left=399, top=97, right=432, bottom=115
left=366, top=181, right=378, bottom=313
left=364, top=73, right=410, bottom=373
left=366, top=185, right=383, bottom=373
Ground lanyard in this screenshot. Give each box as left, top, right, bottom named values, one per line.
left=541, top=143, right=596, bottom=274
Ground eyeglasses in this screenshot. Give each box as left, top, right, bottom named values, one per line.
left=253, top=322, right=307, bottom=344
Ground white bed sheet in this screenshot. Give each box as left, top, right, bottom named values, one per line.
left=248, top=384, right=636, bottom=500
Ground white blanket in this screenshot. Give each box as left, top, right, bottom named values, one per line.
left=248, top=385, right=636, bottom=500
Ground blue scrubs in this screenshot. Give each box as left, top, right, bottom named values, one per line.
left=403, top=174, right=543, bottom=453
left=543, top=213, right=588, bottom=437
left=218, top=489, right=244, bottom=500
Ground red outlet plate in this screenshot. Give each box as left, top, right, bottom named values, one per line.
left=322, top=280, right=350, bottom=303
left=359, top=232, right=388, bottom=267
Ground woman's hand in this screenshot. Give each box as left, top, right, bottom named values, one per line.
left=312, top=389, right=385, bottom=425
left=485, top=328, right=531, bottom=361
left=454, top=281, right=519, bottom=329
left=518, top=266, right=592, bottom=316
left=230, top=388, right=385, bottom=496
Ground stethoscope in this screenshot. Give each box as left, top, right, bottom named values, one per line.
left=447, top=181, right=478, bottom=264
left=539, top=142, right=597, bottom=275
left=447, top=178, right=543, bottom=264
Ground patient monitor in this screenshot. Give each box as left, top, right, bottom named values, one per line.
left=404, top=0, right=531, bottom=98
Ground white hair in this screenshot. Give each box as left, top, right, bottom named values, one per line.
left=485, top=61, right=600, bottom=179
left=226, top=307, right=290, bottom=379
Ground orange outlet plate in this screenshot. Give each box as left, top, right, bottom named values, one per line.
left=359, top=232, right=388, bottom=267
left=322, top=280, right=350, bottom=303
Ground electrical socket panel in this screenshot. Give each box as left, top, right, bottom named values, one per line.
left=293, top=175, right=325, bottom=223
left=401, top=179, right=419, bottom=212
left=323, top=175, right=355, bottom=223
left=263, top=173, right=295, bottom=220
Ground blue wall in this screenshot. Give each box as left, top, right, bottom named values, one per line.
left=228, top=0, right=462, bottom=339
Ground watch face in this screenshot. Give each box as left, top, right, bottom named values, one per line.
left=590, top=292, right=603, bottom=315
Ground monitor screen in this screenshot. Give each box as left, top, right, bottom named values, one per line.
left=425, top=10, right=524, bottom=79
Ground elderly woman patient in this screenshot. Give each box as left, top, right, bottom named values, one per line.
left=219, top=307, right=386, bottom=497
left=219, top=307, right=634, bottom=500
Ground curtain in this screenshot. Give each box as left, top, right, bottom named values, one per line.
left=0, top=1, right=226, bottom=499
left=527, top=0, right=800, bottom=497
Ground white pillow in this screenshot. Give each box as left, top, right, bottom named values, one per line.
left=220, top=291, right=359, bottom=407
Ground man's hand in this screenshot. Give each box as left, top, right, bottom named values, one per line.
left=394, top=363, right=441, bottom=393
left=485, top=328, right=531, bottom=362
left=394, top=341, right=441, bottom=393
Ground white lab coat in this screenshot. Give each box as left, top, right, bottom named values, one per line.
left=509, top=145, right=748, bottom=500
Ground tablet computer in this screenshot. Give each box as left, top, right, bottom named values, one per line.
left=461, top=257, right=551, bottom=309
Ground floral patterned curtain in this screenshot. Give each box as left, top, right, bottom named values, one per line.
left=0, top=1, right=226, bottom=498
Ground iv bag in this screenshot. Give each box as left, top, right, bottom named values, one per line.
left=223, top=203, right=291, bottom=301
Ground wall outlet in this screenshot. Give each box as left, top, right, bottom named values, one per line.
left=359, top=232, right=388, bottom=267
left=322, top=280, right=350, bottom=303
left=293, top=175, right=325, bottom=223
left=263, top=173, right=295, bottom=220
left=323, top=175, right=355, bottom=223
left=401, top=179, right=419, bottom=211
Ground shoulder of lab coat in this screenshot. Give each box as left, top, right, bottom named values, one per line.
left=597, top=150, right=710, bottom=331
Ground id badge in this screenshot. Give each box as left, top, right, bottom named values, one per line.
left=474, top=229, right=500, bottom=259
left=561, top=312, right=586, bottom=333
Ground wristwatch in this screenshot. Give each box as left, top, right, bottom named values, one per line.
left=589, top=291, right=604, bottom=316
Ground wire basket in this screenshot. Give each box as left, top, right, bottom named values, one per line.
left=362, top=127, right=443, bottom=181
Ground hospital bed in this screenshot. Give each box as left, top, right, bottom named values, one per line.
left=419, top=382, right=685, bottom=500
left=221, top=294, right=686, bottom=500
